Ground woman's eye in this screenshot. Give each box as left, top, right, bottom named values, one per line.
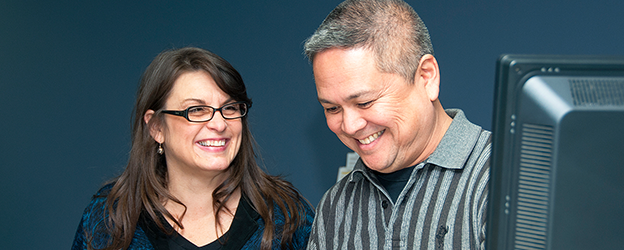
left=189, top=107, right=208, bottom=113
left=223, top=105, right=239, bottom=112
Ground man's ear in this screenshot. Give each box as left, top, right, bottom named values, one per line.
left=414, top=54, right=441, bottom=102
left=144, top=110, right=164, bottom=143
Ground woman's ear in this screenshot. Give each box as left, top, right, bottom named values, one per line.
left=144, top=110, right=164, bottom=143
left=414, top=54, right=441, bottom=102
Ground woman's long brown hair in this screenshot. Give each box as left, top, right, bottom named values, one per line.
left=87, top=47, right=308, bottom=250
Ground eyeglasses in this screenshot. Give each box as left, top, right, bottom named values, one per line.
left=161, top=101, right=249, bottom=122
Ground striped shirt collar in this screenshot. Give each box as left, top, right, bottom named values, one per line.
left=348, top=109, right=483, bottom=183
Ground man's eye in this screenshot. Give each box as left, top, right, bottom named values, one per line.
left=357, top=101, right=373, bottom=108
left=325, top=106, right=340, bottom=114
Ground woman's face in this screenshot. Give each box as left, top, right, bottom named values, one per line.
left=150, top=71, right=243, bottom=176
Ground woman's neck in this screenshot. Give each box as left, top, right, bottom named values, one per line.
left=163, top=169, right=241, bottom=247
left=165, top=166, right=239, bottom=213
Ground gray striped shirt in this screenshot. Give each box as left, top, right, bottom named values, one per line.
left=308, top=109, right=491, bottom=250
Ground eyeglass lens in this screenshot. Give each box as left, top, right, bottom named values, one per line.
left=188, top=103, right=246, bottom=121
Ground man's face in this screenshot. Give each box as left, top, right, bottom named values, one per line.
left=314, top=48, right=438, bottom=173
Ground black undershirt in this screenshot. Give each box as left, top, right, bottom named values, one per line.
left=372, top=165, right=416, bottom=203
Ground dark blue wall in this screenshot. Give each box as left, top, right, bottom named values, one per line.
left=1, top=0, right=623, bottom=248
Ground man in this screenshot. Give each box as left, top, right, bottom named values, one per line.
left=303, top=0, right=491, bottom=249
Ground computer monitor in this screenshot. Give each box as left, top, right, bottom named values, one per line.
left=487, top=54, right=624, bottom=250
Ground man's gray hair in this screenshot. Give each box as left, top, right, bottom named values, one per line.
left=304, top=0, right=434, bottom=83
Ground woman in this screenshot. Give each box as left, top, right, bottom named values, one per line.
left=72, top=47, right=314, bottom=250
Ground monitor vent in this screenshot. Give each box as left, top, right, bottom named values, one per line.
left=514, top=123, right=553, bottom=250
left=570, top=78, right=624, bottom=106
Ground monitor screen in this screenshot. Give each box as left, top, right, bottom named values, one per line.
left=487, top=54, right=624, bottom=250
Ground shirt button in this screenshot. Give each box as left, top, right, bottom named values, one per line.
left=382, top=200, right=389, bottom=209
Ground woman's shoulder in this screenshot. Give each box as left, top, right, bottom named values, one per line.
left=80, top=183, right=116, bottom=222
left=95, top=182, right=115, bottom=196
left=297, top=196, right=315, bottom=224
left=88, top=183, right=114, bottom=205
left=273, top=196, right=315, bottom=248
left=294, top=196, right=315, bottom=219
left=269, top=193, right=315, bottom=226
left=72, top=183, right=117, bottom=249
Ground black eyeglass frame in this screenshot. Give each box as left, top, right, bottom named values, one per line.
left=161, top=101, right=249, bottom=122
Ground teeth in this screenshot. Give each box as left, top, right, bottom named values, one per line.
left=198, top=140, right=226, bottom=147
left=358, top=130, right=384, bottom=145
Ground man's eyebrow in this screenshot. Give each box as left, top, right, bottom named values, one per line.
left=318, top=98, right=333, bottom=104
left=347, top=92, right=365, bottom=100
left=318, top=91, right=368, bottom=104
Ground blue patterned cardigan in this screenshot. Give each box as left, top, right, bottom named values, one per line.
left=72, top=184, right=314, bottom=249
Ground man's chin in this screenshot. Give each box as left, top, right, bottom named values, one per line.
left=361, top=158, right=393, bottom=173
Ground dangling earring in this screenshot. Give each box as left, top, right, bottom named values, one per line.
left=157, top=143, right=164, bottom=155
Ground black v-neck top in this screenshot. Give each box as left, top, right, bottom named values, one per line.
left=137, top=196, right=260, bottom=250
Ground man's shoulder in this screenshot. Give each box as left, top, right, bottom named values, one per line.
left=315, top=168, right=372, bottom=210
left=428, top=109, right=491, bottom=170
